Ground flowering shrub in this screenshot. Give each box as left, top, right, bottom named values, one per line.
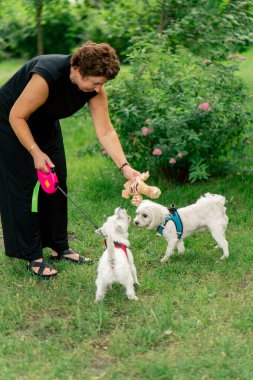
left=107, top=37, right=252, bottom=182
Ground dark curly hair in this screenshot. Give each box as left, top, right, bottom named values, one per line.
left=70, top=41, right=120, bottom=80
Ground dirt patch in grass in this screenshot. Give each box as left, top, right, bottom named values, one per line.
left=90, top=334, right=116, bottom=374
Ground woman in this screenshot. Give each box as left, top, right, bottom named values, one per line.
left=0, top=41, right=140, bottom=278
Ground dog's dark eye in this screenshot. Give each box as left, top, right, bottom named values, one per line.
left=143, top=214, right=148, bottom=218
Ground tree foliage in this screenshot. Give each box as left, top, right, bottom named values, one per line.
left=75, top=0, right=253, bottom=60
left=0, top=0, right=252, bottom=59
left=0, top=0, right=84, bottom=59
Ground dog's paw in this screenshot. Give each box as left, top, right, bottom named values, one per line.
left=127, top=294, right=138, bottom=301
left=161, top=256, right=169, bottom=263
left=220, top=255, right=228, bottom=260
left=95, top=296, right=104, bottom=303
left=135, top=281, right=141, bottom=286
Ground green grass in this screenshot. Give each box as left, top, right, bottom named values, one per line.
left=0, top=51, right=253, bottom=379
left=236, top=49, right=253, bottom=93
left=0, top=59, right=26, bottom=85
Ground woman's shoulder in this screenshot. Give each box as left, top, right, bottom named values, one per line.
left=30, top=54, right=70, bottom=74
left=28, top=54, right=71, bottom=86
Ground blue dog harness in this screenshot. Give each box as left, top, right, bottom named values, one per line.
left=156, top=206, right=183, bottom=239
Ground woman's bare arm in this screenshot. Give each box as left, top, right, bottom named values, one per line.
left=88, top=87, right=140, bottom=180
left=9, top=73, right=54, bottom=172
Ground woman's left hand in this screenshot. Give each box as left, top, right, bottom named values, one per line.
left=121, top=165, right=141, bottom=181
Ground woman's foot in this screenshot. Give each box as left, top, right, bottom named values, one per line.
left=50, top=249, right=93, bottom=264
left=28, top=259, right=58, bottom=278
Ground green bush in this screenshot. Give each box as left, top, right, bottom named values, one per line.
left=108, top=36, right=252, bottom=182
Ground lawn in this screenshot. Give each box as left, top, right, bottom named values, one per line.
left=0, top=51, right=253, bottom=380
left=0, top=58, right=26, bottom=85
left=236, top=49, right=253, bottom=94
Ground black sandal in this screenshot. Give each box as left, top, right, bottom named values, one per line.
left=50, top=248, right=93, bottom=265
left=28, top=260, right=58, bottom=279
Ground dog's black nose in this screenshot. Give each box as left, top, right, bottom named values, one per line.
left=135, top=221, right=139, bottom=225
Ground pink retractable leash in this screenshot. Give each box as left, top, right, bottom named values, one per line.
left=37, top=164, right=58, bottom=194
left=32, top=164, right=98, bottom=229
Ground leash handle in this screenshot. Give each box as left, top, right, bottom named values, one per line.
left=37, top=164, right=58, bottom=194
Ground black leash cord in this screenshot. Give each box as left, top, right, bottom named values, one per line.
left=56, top=185, right=99, bottom=230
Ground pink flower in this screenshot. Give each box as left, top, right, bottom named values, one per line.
left=227, top=54, right=237, bottom=59
left=198, top=102, right=212, bottom=112
left=142, top=127, right=149, bottom=136
left=145, top=118, right=152, bottom=123
left=203, top=59, right=212, bottom=65
left=169, top=157, right=176, bottom=164
left=153, top=148, right=162, bottom=156
left=226, top=37, right=235, bottom=42
left=101, top=149, right=107, bottom=155
left=142, top=127, right=154, bottom=136
left=227, top=54, right=246, bottom=61
left=177, top=152, right=183, bottom=158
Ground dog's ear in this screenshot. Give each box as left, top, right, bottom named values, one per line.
left=149, top=210, right=158, bottom=229
left=115, top=223, right=124, bottom=234
left=116, top=207, right=127, bottom=219
left=147, top=204, right=162, bottom=229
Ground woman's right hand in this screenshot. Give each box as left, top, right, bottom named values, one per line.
left=30, top=144, right=55, bottom=173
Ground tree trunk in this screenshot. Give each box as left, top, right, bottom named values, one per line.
left=159, top=0, right=169, bottom=32
left=36, top=0, right=44, bottom=55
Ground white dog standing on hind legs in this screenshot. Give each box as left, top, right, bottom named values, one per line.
left=95, top=207, right=139, bottom=302
left=134, top=193, right=229, bottom=262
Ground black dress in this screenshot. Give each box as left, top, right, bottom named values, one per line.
left=0, top=55, right=97, bottom=260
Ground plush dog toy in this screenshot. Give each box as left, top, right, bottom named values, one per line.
left=122, top=171, right=161, bottom=206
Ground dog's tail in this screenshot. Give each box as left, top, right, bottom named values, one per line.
left=203, top=193, right=226, bottom=206
left=105, top=235, right=115, bottom=267
left=198, top=193, right=228, bottom=225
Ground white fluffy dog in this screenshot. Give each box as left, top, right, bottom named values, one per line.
left=134, top=193, right=229, bottom=262
left=95, top=207, right=139, bottom=302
